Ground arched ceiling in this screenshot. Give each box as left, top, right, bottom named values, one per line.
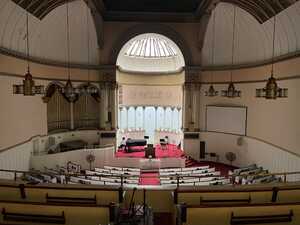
left=0, top=0, right=99, bottom=65
left=202, top=2, right=300, bottom=67
left=0, top=0, right=300, bottom=68
left=10, top=0, right=299, bottom=23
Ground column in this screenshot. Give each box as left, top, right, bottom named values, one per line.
left=119, top=107, right=122, bottom=130
left=154, top=106, right=158, bottom=130
left=126, top=106, right=129, bottom=130
left=134, top=106, right=137, bottom=130
left=143, top=106, right=146, bottom=130
left=111, top=82, right=117, bottom=130
left=182, top=83, right=190, bottom=131
left=99, top=82, right=107, bottom=129
left=163, top=107, right=167, bottom=130
left=178, top=107, right=182, bottom=131
left=171, top=107, right=175, bottom=131
left=70, top=102, right=74, bottom=130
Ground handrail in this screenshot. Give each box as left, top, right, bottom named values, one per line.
left=0, top=129, right=108, bottom=154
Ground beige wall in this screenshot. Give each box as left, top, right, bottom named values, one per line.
left=0, top=54, right=100, bottom=81
left=200, top=58, right=300, bottom=155
left=0, top=76, right=47, bottom=150
left=117, top=70, right=184, bottom=85
left=0, top=54, right=101, bottom=150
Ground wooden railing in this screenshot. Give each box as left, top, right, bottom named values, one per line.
left=0, top=168, right=300, bottom=189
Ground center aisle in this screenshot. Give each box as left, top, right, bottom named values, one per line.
left=139, top=172, right=160, bottom=185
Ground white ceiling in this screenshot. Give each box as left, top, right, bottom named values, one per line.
left=202, top=2, right=300, bottom=67
left=0, top=0, right=99, bottom=65
left=117, top=33, right=185, bottom=73
left=1, top=0, right=300, bottom=67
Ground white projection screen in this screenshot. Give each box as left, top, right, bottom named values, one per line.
left=206, top=106, right=247, bottom=135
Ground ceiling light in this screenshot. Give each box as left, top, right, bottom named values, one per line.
left=221, top=6, right=241, bottom=98
left=256, top=16, right=287, bottom=99
left=13, top=11, right=44, bottom=95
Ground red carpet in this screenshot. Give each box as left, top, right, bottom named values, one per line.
left=116, top=144, right=184, bottom=158
left=185, top=158, right=237, bottom=176
left=139, top=172, right=160, bottom=185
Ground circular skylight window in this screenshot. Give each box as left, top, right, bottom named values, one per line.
left=125, top=37, right=178, bottom=58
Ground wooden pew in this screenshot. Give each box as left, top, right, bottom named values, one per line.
left=0, top=181, right=123, bottom=204
left=174, top=183, right=300, bottom=205
left=0, top=200, right=115, bottom=225
left=2, top=208, right=65, bottom=224
left=177, top=202, right=300, bottom=225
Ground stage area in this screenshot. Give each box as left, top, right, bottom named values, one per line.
left=116, top=144, right=184, bottom=158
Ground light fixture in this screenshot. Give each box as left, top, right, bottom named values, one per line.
left=61, top=0, right=77, bottom=102
left=205, top=8, right=218, bottom=97
left=221, top=6, right=241, bottom=98
left=13, top=11, right=44, bottom=95
left=78, top=2, right=98, bottom=95
left=256, top=16, right=288, bottom=99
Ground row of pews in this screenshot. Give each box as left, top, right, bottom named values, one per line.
left=231, top=164, right=281, bottom=185
left=0, top=171, right=300, bottom=225
left=159, top=166, right=230, bottom=186
left=71, top=166, right=141, bottom=188
left=22, top=163, right=282, bottom=188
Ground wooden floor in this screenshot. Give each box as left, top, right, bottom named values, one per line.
left=153, top=213, right=173, bottom=225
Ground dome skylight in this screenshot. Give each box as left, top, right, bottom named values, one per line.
left=125, top=37, right=178, bottom=58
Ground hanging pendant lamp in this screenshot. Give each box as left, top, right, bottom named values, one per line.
left=13, top=11, right=44, bottom=95
left=61, top=0, right=77, bottom=102
left=256, top=16, right=288, bottom=99
left=205, top=9, right=218, bottom=97
left=79, top=2, right=98, bottom=95
left=221, top=6, right=241, bottom=98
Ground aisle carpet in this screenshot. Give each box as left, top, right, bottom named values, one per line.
left=139, top=172, right=160, bottom=185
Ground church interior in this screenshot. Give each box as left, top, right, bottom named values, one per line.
left=0, top=0, right=300, bottom=225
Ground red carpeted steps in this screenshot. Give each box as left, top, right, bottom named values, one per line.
left=139, top=172, right=160, bottom=185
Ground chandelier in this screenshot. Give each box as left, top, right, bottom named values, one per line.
left=256, top=16, right=288, bottom=99
left=13, top=11, right=44, bottom=96
left=205, top=9, right=218, bottom=97
left=221, top=6, right=241, bottom=98
left=61, top=0, right=77, bottom=102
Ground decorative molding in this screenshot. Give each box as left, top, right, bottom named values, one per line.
left=3, top=46, right=300, bottom=73
left=0, top=71, right=99, bottom=83
left=200, top=74, right=300, bottom=85
left=109, top=23, right=194, bottom=66
left=202, top=50, right=300, bottom=71
left=117, top=65, right=184, bottom=75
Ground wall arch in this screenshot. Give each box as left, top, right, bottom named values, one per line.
left=110, top=23, right=194, bottom=66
